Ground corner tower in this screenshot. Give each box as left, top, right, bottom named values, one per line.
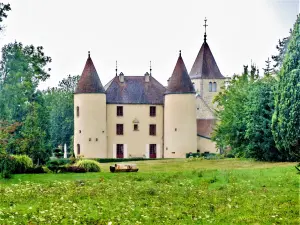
left=189, top=18, right=226, bottom=119
left=74, top=52, right=107, bottom=158
left=164, top=51, right=197, bottom=158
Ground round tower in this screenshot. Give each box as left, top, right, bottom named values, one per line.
left=164, top=51, right=197, bottom=158
left=74, top=52, right=107, bottom=158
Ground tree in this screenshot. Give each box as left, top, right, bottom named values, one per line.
left=0, top=42, right=52, bottom=122
left=0, top=42, right=52, bottom=163
left=0, top=3, right=11, bottom=32
left=263, top=57, right=274, bottom=77
left=272, top=15, right=300, bottom=161
left=43, top=75, right=79, bottom=151
left=271, top=35, right=291, bottom=72
left=212, top=65, right=259, bottom=156
left=245, top=76, right=280, bottom=161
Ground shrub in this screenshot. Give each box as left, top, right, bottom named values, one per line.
left=26, top=166, right=46, bottom=174
left=185, top=153, right=201, bottom=158
left=13, top=155, right=33, bottom=174
left=46, top=158, right=70, bottom=173
left=66, top=166, right=86, bottom=173
left=0, top=154, right=15, bottom=179
left=53, top=148, right=63, bottom=158
left=226, top=153, right=235, bottom=158
left=75, top=159, right=101, bottom=172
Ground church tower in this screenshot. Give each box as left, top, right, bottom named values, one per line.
left=74, top=52, right=107, bottom=158
left=164, top=51, right=197, bottom=158
left=189, top=18, right=226, bottom=119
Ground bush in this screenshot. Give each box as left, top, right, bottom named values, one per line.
left=226, top=153, right=235, bottom=158
left=186, top=153, right=201, bottom=158
left=26, top=166, right=46, bottom=174
left=46, top=158, right=71, bottom=173
left=75, top=159, right=101, bottom=172
left=66, top=166, right=86, bottom=173
left=13, top=155, right=33, bottom=174
left=0, top=154, right=15, bottom=179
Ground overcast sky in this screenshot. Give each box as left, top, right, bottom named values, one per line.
left=0, top=0, right=299, bottom=89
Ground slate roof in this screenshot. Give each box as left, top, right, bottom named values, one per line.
left=105, top=75, right=166, bottom=104
left=75, top=54, right=105, bottom=94
left=189, top=42, right=225, bottom=79
left=165, top=52, right=195, bottom=94
left=197, top=119, right=216, bottom=138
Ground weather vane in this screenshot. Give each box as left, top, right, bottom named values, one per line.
left=150, top=61, right=152, bottom=76
left=115, top=61, right=118, bottom=76
left=204, top=17, right=208, bottom=42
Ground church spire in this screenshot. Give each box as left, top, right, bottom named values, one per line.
left=203, top=17, right=208, bottom=43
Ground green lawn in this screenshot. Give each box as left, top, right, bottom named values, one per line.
left=0, top=159, right=299, bottom=224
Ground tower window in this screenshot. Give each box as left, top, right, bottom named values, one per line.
left=77, top=144, right=80, bottom=155
left=150, top=106, right=156, bottom=117
left=149, top=124, right=156, bottom=136
left=209, top=82, right=212, bottom=92
left=76, top=106, right=79, bottom=117
left=116, top=124, right=124, bottom=135
left=133, top=124, right=138, bottom=131
left=117, top=106, right=123, bottom=116
left=212, top=82, right=217, bottom=92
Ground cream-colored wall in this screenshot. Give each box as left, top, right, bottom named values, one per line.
left=74, top=94, right=107, bottom=158
left=192, top=79, right=225, bottom=118
left=164, top=94, right=197, bottom=158
left=107, top=104, right=163, bottom=158
left=196, top=97, right=215, bottom=119
left=197, top=136, right=219, bottom=153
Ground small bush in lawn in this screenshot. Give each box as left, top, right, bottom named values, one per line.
left=75, top=159, right=101, bottom=172
left=66, top=166, right=86, bottom=173
left=46, top=159, right=70, bottom=173
left=13, top=155, right=33, bottom=174
left=26, top=166, right=46, bottom=174
left=226, top=153, right=235, bottom=158
left=0, top=154, right=15, bottom=179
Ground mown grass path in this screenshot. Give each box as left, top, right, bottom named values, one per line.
left=0, top=159, right=299, bottom=224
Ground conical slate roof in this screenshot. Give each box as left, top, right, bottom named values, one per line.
left=75, top=53, right=105, bottom=94
left=189, top=42, right=225, bottom=79
left=165, top=52, right=195, bottom=94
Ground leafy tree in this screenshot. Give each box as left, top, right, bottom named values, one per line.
left=43, top=75, right=79, bottom=151
left=245, top=77, right=280, bottom=161
left=0, top=3, right=11, bottom=32
left=272, top=15, right=300, bottom=161
left=0, top=42, right=52, bottom=122
left=271, top=35, right=291, bottom=72
left=263, top=57, right=274, bottom=77
left=212, top=65, right=259, bottom=156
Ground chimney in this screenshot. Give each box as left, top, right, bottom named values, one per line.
left=144, top=72, right=150, bottom=82
left=119, top=72, right=124, bottom=83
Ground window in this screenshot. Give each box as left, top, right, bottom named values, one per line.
left=149, top=144, right=157, bottom=158
left=212, top=82, right=217, bottom=92
left=116, top=124, right=124, bottom=135
left=77, top=144, right=80, bottom=155
left=149, top=124, right=156, bottom=136
left=150, top=106, right=156, bottom=117
left=117, top=106, right=123, bottom=116
left=89, top=138, right=91, bottom=141
left=133, top=124, right=138, bottom=131
left=76, top=106, right=79, bottom=117
left=209, top=82, right=212, bottom=92
left=116, top=144, right=124, bottom=158
left=96, top=138, right=98, bottom=141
